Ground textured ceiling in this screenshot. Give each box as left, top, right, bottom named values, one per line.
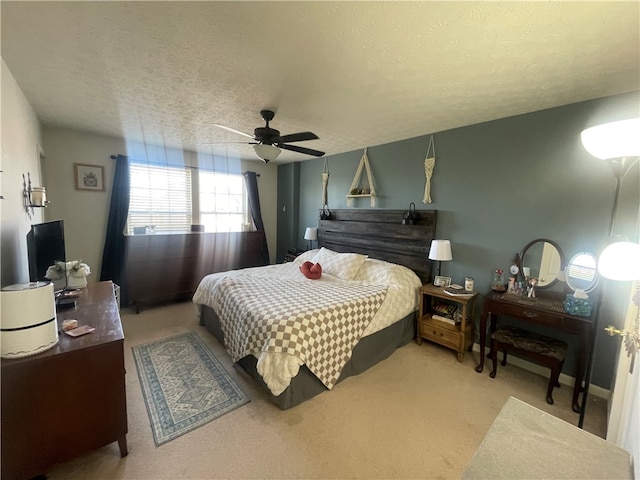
left=2, top=1, right=639, bottom=163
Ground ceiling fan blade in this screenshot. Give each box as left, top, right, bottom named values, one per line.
left=280, top=143, right=325, bottom=157
left=211, top=124, right=255, bottom=139
left=202, top=141, right=258, bottom=145
left=279, top=131, right=319, bottom=143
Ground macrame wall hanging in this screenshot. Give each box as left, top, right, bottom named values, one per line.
left=422, top=135, right=436, bottom=204
left=346, top=147, right=377, bottom=207
left=322, top=158, right=330, bottom=205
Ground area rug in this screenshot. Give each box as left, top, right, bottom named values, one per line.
left=132, top=331, right=249, bottom=446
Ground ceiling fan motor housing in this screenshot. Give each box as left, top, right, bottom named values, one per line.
left=254, top=127, right=280, bottom=145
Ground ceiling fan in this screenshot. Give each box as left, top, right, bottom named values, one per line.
left=211, top=110, right=325, bottom=163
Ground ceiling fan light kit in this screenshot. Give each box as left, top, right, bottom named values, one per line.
left=213, top=109, right=325, bottom=163
left=253, top=144, right=281, bottom=163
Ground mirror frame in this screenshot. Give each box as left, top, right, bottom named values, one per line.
left=565, top=251, right=599, bottom=294
left=519, top=238, right=565, bottom=289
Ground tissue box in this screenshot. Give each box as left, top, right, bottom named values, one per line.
left=564, top=294, right=592, bottom=317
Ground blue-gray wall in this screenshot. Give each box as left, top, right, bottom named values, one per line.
left=277, top=91, right=639, bottom=389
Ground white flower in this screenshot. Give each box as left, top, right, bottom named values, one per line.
left=45, top=260, right=91, bottom=279
left=45, top=261, right=66, bottom=280
left=67, top=260, right=91, bottom=278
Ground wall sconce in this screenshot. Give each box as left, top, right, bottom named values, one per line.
left=23, top=172, right=49, bottom=220
left=304, top=227, right=317, bottom=250
left=428, top=239, right=452, bottom=279
left=577, top=117, right=640, bottom=428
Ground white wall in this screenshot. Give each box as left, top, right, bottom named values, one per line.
left=42, top=126, right=278, bottom=283
left=1, top=59, right=44, bottom=287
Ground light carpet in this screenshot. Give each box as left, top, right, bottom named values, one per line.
left=132, top=331, right=249, bottom=446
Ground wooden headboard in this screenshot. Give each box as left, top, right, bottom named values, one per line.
left=318, top=209, right=437, bottom=284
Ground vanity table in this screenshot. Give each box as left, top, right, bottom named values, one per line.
left=475, top=290, right=595, bottom=413
left=476, top=239, right=599, bottom=414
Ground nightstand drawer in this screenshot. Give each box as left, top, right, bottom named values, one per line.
left=420, top=319, right=461, bottom=349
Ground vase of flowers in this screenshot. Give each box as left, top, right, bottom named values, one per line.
left=45, top=260, right=91, bottom=289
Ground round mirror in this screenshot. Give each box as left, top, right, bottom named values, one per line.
left=519, top=238, right=564, bottom=289
left=565, top=252, right=599, bottom=295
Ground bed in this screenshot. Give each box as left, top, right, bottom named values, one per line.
left=193, top=209, right=437, bottom=409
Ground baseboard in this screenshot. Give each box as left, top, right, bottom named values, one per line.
left=472, top=344, right=610, bottom=400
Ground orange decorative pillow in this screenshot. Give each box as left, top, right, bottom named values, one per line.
left=300, top=261, right=322, bottom=280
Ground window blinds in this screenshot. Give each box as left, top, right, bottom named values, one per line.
left=128, top=163, right=192, bottom=234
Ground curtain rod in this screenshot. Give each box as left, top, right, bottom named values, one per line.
left=111, top=155, right=259, bottom=176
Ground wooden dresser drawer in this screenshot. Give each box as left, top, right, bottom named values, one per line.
left=420, top=319, right=461, bottom=349
left=488, top=300, right=582, bottom=334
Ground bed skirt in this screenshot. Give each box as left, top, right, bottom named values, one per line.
left=199, top=305, right=416, bottom=409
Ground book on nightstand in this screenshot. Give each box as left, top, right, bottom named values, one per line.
left=444, top=286, right=475, bottom=297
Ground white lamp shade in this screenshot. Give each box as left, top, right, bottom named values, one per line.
left=304, top=227, right=317, bottom=241
left=581, top=118, right=640, bottom=160
left=253, top=144, right=281, bottom=162
left=428, top=239, right=452, bottom=261
left=598, top=241, right=640, bottom=281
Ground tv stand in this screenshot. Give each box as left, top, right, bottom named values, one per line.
left=1, top=281, right=128, bottom=479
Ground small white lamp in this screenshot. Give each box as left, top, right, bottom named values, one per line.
left=428, top=239, right=452, bottom=279
left=253, top=144, right=281, bottom=163
left=598, top=241, right=640, bottom=281
left=304, top=227, right=317, bottom=251
left=599, top=240, right=640, bottom=373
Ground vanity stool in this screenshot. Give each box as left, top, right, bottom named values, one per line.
left=489, top=325, right=567, bottom=405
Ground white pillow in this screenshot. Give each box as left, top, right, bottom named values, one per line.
left=311, top=247, right=367, bottom=280
left=292, top=249, right=318, bottom=265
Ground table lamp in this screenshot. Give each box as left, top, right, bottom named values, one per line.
left=304, top=227, right=317, bottom=250
left=429, top=239, right=452, bottom=279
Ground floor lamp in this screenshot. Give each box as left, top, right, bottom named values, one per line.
left=578, top=118, right=640, bottom=428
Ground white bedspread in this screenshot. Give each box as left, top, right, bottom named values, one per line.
left=192, top=251, right=421, bottom=395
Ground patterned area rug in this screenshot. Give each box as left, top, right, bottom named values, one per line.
left=132, top=332, right=249, bottom=446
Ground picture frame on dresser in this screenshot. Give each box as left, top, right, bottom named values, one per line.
left=433, top=275, right=452, bottom=287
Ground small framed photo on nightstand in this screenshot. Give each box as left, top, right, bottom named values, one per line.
left=433, top=276, right=452, bottom=287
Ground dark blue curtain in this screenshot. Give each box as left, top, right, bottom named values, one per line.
left=100, top=154, right=130, bottom=302
left=243, top=171, right=270, bottom=265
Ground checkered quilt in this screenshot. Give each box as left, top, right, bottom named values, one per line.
left=211, top=275, right=388, bottom=389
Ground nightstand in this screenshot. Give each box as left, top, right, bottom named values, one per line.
left=284, top=251, right=302, bottom=263
left=417, top=284, right=478, bottom=362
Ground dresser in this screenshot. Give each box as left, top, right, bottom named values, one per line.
left=1, top=281, right=128, bottom=480
left=125, top=231, right=267, bottom=311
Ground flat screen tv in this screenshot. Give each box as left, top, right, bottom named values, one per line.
left=27, top=219, right=66, bottom=284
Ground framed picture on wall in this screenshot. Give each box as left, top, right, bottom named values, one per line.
left=74, top=163, right=105, bottom=191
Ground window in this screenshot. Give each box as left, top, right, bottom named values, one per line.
left=127, top=162, right=248, bottom=234
left=199, top=170, right=248, bottom=232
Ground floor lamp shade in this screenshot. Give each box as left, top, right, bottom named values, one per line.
left=580, top=118, right=640, bottom=160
